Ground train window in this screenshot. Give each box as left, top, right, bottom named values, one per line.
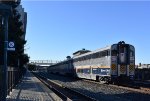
left=75, top=59, right=78, bottom=62
left=92, top=53, right=99, bottom=59
left=81, top=57, right=83, bottom=61
left=80, top=57, right=82, bottom=61
left=92, top=53, right=95, bottom=58
left=77, top=69, right=79, bottom=73
left=104, top=51, right=106, bottom=56
left=82, top=57, right=85, bottom=61
left=83, top=68, right=90, bottom=74
left=99, top=52, right=102, bottom=58
left=99, top=51, right=106, bottom=57
left=78, top=58, right=80, bottom=62
left=83, top=56, right=86, bottom=60
left=81, top=69, right=83, bottom=73
left=86, top=55, right=89, bottom=60
left=80, top=50, right=110, bottom=59
left=85, top=55, right=91, bottom=60
left=89, top=55, right=92, bottom=59
left=107, top=50, right=110, bottom=56
left=101, top=52, right=103, bottom=57
left=91, top=54, right=94, bottom=59
left=101, top=51, right=106, bottom=57
left=77, top=69, right=80, bottom=73
left=79, top=58, right=81, bottom=61
left=80, top=69, right=83, bottom=73
left=97, top=53, right=100, bottom=58
left=130, top=50, right=134, bottom=57
left=92, top=68, right=98, bottom=74
left=85, top=56, right=87, bottom=60
left=119, top=46, right=124, bottom=53
left=97, top=52, right=100, bottom=58
left=111, top=50, right=117, bottom=56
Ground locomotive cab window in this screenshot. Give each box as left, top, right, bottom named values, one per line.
left=130, top=46, right=135, bottom=57
left=119, top=45, right=127, bottom=64
left=130, top=50, right=134, bottom=57
left=111, top=50, right=117, bottom=56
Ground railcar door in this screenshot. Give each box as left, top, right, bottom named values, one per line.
left=118, top=42, right=129, bottom=77
left=111, top=41, right=133, bottom=81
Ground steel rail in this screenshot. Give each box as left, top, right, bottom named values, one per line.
left=33, top=72, right=97, bottom=101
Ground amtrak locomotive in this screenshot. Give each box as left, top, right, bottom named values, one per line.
left=47, top=41, right=135, bottom=83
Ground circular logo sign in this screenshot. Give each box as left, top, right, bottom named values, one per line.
left=9, top=42, right=15, bottom=48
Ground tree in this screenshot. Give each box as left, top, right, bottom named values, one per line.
left=28, top=64, right=36, bottom=71
left=0, top=1, right=29, bottom=67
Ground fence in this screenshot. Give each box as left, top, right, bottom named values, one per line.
left=0, top=66, right=26, bottom=99
left=135, top=68, right=150, bottom=81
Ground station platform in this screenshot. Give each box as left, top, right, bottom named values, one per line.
left=7, top=71, right=62, bottom=101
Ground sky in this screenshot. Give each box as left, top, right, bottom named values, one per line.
left=21, top=0, right=150, bottom=64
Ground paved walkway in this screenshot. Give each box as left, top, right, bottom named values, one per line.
left=7, top=71, right=62, bottom=101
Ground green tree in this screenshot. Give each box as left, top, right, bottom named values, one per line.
left=28, top=64, right=36, bottom=71
left=0, top=1, right=29, bottom=67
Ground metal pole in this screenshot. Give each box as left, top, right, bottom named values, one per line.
left=0, top=5, right=11, bottom=101
left=3, top=14, right=8, bottom=101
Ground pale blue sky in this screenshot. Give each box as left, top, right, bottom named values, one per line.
left=21, top=0, right=150, bottom=64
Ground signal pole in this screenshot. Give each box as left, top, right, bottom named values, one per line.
left=3, top=13, right=9, bottom=101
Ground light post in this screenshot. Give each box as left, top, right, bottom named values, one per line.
left=0, top=4, right=11, bottom=101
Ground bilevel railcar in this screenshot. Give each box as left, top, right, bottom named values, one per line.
left=47, top=41, right=135, bottom=83
left=47, top=59, right=74, bottom=76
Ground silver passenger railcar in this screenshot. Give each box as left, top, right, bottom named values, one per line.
left=47, top=59, right=74, bottom=76
left=47, top=41, right=135, bottom=83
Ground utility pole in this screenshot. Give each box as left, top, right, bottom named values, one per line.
left=3, top=12, right=9, bottom=101
left=0, top=4, right=11, bottom=101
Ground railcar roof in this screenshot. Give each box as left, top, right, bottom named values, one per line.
left=73, top=45, right=112, bottom=59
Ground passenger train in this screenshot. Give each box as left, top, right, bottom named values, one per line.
left=47, top=41, right=135, bottom=83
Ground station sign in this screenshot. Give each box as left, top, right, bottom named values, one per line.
left=7, top=41, right=15, bottom=51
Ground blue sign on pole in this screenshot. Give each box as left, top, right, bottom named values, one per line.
left=7, top=41, right=15, bottom=51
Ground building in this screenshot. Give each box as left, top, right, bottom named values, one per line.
left=16, top=5, right=27, bottom=36
left=0, top=1, right=27, bottom=40
left=138, top=64, right=150, bottom=69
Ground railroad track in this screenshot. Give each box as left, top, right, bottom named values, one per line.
left=32, top=72, right=97, bottom=101
left=38, top=72, right=150, bottom=95
left=83, top=79, right=150, bottom=95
